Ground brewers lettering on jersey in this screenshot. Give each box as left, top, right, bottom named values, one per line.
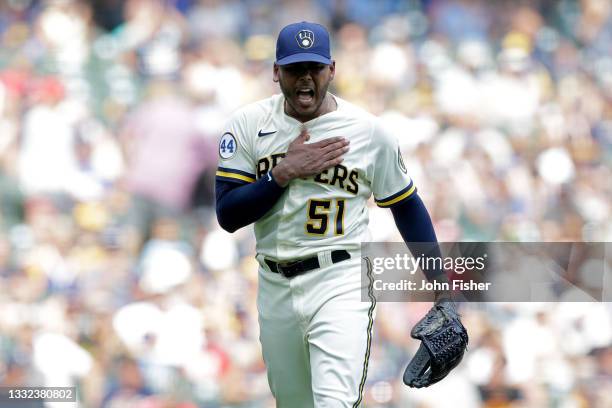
left=215, top=21, right=449, bottom=408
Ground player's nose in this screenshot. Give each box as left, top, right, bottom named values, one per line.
left=296, top=69, right=313, bottom=81
left=295, top=67, right=315, bottom=79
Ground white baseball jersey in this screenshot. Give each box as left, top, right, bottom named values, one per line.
left=216, top=93, right=415, bottom=261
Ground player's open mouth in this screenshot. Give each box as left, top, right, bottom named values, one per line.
left=296, top=88, right=315, bottom=105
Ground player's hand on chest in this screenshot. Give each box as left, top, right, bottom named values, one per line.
left=256, top=127, right=354, bottom=190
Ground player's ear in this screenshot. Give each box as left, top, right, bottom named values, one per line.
left=328, top=61, right=336, bottom=80
left=273, top=63, right=280, bottom=83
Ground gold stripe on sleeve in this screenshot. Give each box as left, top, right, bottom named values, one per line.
left=215, top=170, right=256, bottom=183
left=376, top=184, right=416, bottom=207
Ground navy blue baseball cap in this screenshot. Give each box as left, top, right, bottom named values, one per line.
left=276, top=21, right=332, bottom=66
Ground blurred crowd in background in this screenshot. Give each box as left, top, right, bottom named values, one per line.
left=0, top=0, right=610, bottom=407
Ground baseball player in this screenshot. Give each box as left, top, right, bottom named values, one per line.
left=215, top=21, right=467, bottom=407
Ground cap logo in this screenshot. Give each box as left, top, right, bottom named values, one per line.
left=295, top=29, right=314, bottom=49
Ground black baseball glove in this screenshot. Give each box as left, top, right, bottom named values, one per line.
left=403, top=300, right=469, bottom=388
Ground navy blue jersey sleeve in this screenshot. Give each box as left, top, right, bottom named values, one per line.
left=215, top=172, right=286, bottom=233
left=390, top=193, right=445, bottom=281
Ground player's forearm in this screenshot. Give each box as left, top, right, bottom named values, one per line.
left=215, top=173, right=286, bottom=233
left=390, top=194, right=446, bottom=281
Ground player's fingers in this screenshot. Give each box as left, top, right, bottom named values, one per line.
left=320, top=145, right=349, bottom=163
left=323, top=143, right=349, bottom=158
left=320, top=139, right=349, bottom=155
left=312, top=137, right=346, bottom=148
left=292, top=128, right=310, bottom=145
left=320, top=156, right=344, bottom=169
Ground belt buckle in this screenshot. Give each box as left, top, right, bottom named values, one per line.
left=277, top=260, right=302, bottom=277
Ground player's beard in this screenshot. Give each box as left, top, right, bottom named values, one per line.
left=281, top=80, right=331, bottom=122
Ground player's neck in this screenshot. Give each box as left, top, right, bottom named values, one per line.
left=284, top=93, right=337, bottom=123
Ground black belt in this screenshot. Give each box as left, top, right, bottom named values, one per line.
left=265, top=250, right=351, bottom=278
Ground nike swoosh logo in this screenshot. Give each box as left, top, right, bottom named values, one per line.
left=258, top=130, right=277, bottom=137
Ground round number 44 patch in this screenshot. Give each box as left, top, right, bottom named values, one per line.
left=219, top=132, right=238, bottom=159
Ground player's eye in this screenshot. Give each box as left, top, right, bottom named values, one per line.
left=284, top=65, right=302, bottom=75
left=283, top=63, right=325, bottom=76
left=307, top=63, right=325, bottom=73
